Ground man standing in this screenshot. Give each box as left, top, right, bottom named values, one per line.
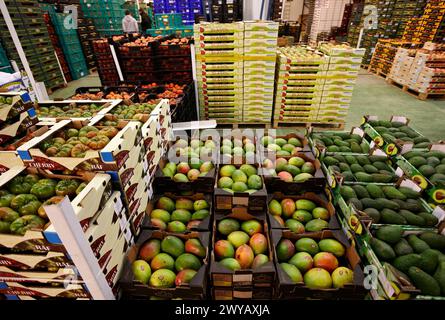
left=139, top=8, right=151, bottom=32
left=122, top=10, right=139, bottom=33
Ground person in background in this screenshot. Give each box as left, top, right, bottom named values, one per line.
left=122, top=10, right=139, bottom=33
left=139, top=8, right=151, bottom=33
left=147, top=2, right=155, bottom=27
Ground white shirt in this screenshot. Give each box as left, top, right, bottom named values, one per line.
left=122, top=15, right=139, bottom=33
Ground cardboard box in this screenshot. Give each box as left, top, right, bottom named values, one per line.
left=119, top=230, right=210, bottom=300
left=0, top=152, right=23, bottom=174
left=0, top=251, right=73, bottom=271
left=0, top=91, right=33, bottom=124
left=17, top=120, right=142, bottom=172
left=0, top=281, right=90, bottom=299
left=0, top=109, right=38, bottom=145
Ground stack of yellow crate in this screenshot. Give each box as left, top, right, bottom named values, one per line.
left=242, top=21, right=278, bottom=123
left=194, top=22, right=244, bottom=123
left=274, top=46, right=327, bottom=126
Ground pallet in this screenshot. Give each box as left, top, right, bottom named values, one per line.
left=273, top=121, right=345, bottom=130
left=368, top=67, right=388, bottom=79
left=216, top=122, right=272, bottom=129
left=386, top=78, right=445, bottom=101
left=46, top=82, right=67, bottom=95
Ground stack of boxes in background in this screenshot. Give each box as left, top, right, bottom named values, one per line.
left=368, top=39, right=422, bottom=76
left=42, top=12, right=72, bottom=82
left=243, top=21, right=278, bottom=123
left=317, top=43, right=364, bottom=124
left=206, top=0, right=243, bottom=23
left=195, top=22, right=244, bottom=123
left=388, top=42, right=445, bottom=95
left=402, top=0, right=445, bottom=43
left=153, top=0, right=203, bottom=25
left=274, top=47, right=327, bottom=126
left=0, top=41, right=13, bottom=74
left=271, top=0, right=283, bottom=20
left=50, top=12, right=89, bottom=80
left=0, top=0, right=65, bottom=91
left=92, top=38, right=120, bottom=86
left=147, top=13, right=194, bottom=36
left=77, top=16, right=99, bottom=70
left=81, top=0, right=128, bottom=36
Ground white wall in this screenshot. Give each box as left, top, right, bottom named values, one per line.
left=243, top=0, right=269, bottom=20
left=282, top=0, right=304, bottom=22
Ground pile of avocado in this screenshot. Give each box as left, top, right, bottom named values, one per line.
left=370, top=226, right=445, bottom=296
left=311, top=132, right=370, bottom=154
left=340, top=184, right=438, bottom=227
left=367, top=120, right=431, bottom=149
left=403, top=150, right=445, bottom=185
left=323, top=154, right=398, bottom=183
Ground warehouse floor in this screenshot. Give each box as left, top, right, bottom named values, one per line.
left=50, top=70, right=445, bottom=141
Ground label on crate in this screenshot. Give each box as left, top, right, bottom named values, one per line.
left=433, top=206, right=445, bottom=223
left=114, top=197, right=124, bottom=216
left=378, top=269, right=395, bottom=297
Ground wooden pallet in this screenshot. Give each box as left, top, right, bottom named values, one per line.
left=216, top=122, right=272, bottom=129
left=273, top=121, right=345, bottom=130
left=47, top=83, right=67, bottom=94
left=368, top=67, right=388, bottom=79
left=386, top=78, right=445, bottom=101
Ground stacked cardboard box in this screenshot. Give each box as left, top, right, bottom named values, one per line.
left=194, top=22, right=244, bottom=123
left=274, top=46, right=327, bottom=125
left=402, top=0, right=445, bottom=43
left=317, top=43, right=364, bottom=124
left=243, top=21, right=278, bottom=123
left=388, top=43, right=445, bottom=94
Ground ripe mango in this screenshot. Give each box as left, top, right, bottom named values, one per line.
left=281, top=263, right=303, bottom=283
left=312, top=207, right=329, bottom=220
left=278, top=171, right=293, bottom=182
left=175, top=198, right=194, bottom=211
left=304, top=268, right=332, bottom=289
left=171, top=209, right=192, bottom=224
left=249, top=233, right=268, bottom=255
left=288, top=156, right=305, bottom=167
left=241, top=220, right=262, bottom=236
left=292, top=210, right=313, bottom=223
left=185, top=239, right=206, bottom=258
left=149, top=269, right=176, bottom=288
left=220, top=165, right=236, bottom=177
left=175, top=253, right=202, bottom=272
left=318, top=239, right=345, bottom=257
left=296, top=199, right=316, bottom=211
left=281, top=198, right=296, bottom=219
left=161, top=236, right=185, bottom=258
left=156, top=196, right=175, bottom=212
left=151, top=218, right=167, bottom=230
left=276, top=239, right=296, bottom=262
left=217, top=218, right=240, bottom=235
left=252, top=254, right=269, bottom=269
left=276, top=158, right=288, bottom=172
left=228, top=231, right=250, bottom=248
left=235, top=244, right=254, bottom=269
left=139, top=239, right=161, bottom=262
left=240, top=164, right=257, bottom=177
left=220, top=258, right=241, bottom=271
left=295, top=238, right=319, bottom=256
left=175, top=269, right=197, bottom=286
left=214, top=240, right=235, bottom=259
left=167, top=221, right=187, bottom=233
left=150, top=253, right=175, bottom=271
left=313, top=252, right=339, bottom=273
left=332, top=267, right=354, bottom=288
left=285, top=219, right=305, bottom=234
left=132, top=260, right=151, bottom=285
left=289, top=252, right=313, bottom=273
left=269, top=199, right=282, bottom=216
left=151, top=209, right=171, bottom=223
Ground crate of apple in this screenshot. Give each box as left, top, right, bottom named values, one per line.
left=272, top=229, right=365, bottom=299
left=145, top=194, right=212, bottom=232
left=122, top=230, right=209, bottom=299
left=263, top=153, right=325, bottom=194
left=210, top=212, right=275, bottom=287
left=268, top=192, right=338, bottom=233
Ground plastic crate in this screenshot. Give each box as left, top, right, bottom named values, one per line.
left=70, top=63, right=89, bottom=80
left=155, top=13, right=183, bottom=28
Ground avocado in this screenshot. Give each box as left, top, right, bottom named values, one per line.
left=339, top=146, right=352, bottom=152
left=350, top=141, right=362, bottom=153
left=348, top=198, right=363, bottom=211
left=430, top=173, right=445, bottom=185
left=392, top=199, right=407, bottom=210
left=366, top=184, right=385, bottom=199
left=371, top=173, right=395, bottom=183
left=340, top=186, right=357, bottom=201
left=375, top=225, right=404, bottom=244
left=342, top=171, right=355, bottom=181
left=435, top=164, right=445, bottom=175
left=408, top=267, right=441, bottom=296
left=334, top=139, right=350, bottom=147
left=409, top=156, right=428, bottom=169
left=398, top=187, right=420, bottom=199
left=361, top=198, right=384, bottom=210
left=352, top=185, right=370, bottom=198
left=393, top=254, right=421, bottom=273
left=404, top=200, right=423, bottom=213
left=339, top=162, right=351, bottom=172
left=350, top=164, right=364, bottom=173
left=418, top=213, right=438, bottom=227
left=373, top=161, right=392, bottom=171
left=413, top=136, right=430, bottom=144
left=394, top=238, right=414, bottom=256
left=403, top=151, right=425, bottom=159
left=379, top=120, right=392, bottom=128
left=370, top=237, right=396, bottom=261
left=323, top=156, right=339, bottom=166
left=345, top=155, right=358, bottom=165
left=364, top=208, right=380, bottom=223
left=355, top=172, right=374, bottom=183
left=382, top=133, right=396, bottom=143
left=333, top=154, right=346, bottom=162
left=407, top=234, right=430, bottom=253
left=419, top=232, right=445, bottom=250
left=382, top=186, right=407, bottom=200
left=327, top=145, right=341, bottom=152
left=350, top=134, right=362, bottom=142
left=419, top=165, right=436, bottom=178
left=399, top=210, right=426, bottom=227
left=363, top=164, right=379, bottom=174
left=433, top=261, right=445, bottom=295
left=376, top=198, right=400, bottom=211
left=360, top=141, right=370, bottom=153
left=356, top=155, right=371, bottom=166
left=425, top=151, right=445, bottom=159
left=427, top=157, right=441, bottom=167
left=414, top=142, right=431, bottom=149
left=320, top=137, right=334, bottom=146
left=418, top=249, right=439, bottom=274
left=381, top=208, right=407, bottom=225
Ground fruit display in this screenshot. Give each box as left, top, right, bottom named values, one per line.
left=35, top=102, right=113, bottom=119
left=104, top=103, right=158, bottom=124
left=0, top=93, right=33, bottom=124
left=220, top=136, right=256, bottom=162
left=217, top=164, right=263, bottom=194
left=363, top=119, right=431, bottom=155
left=146, top=195, right=211, bottom=232
left=122, top=36, right=162, bottom=47
left=260, top=134, right=308, bottom=157
left=268, top=193, right=336, bottom=233
left=323, top=154, right=398, bottom=184
left=263, top=155, right=320, bottom=184
left=367, top=227, right=445, bottom=297
left=70, top=90, right=133, bottom=101
left=161, top=160, right=214, bottom=182
left=0, top=170, right=84, bottom=235
left=309, top=131, right=370, bottom=155
left=122, top=231, right=209, bottom=299
left=273, top=230, right=364, bottom=299
left=38, top=125, right=119, bottom=158
left=398, top=149, right=445, bottom=187
left=339, top=184, right=438, bottom=227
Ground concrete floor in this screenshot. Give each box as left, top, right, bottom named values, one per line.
left=50, top=69, right=445, bottom=141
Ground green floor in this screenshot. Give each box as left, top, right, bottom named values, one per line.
left=50, top=69, right=445, bottom=141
